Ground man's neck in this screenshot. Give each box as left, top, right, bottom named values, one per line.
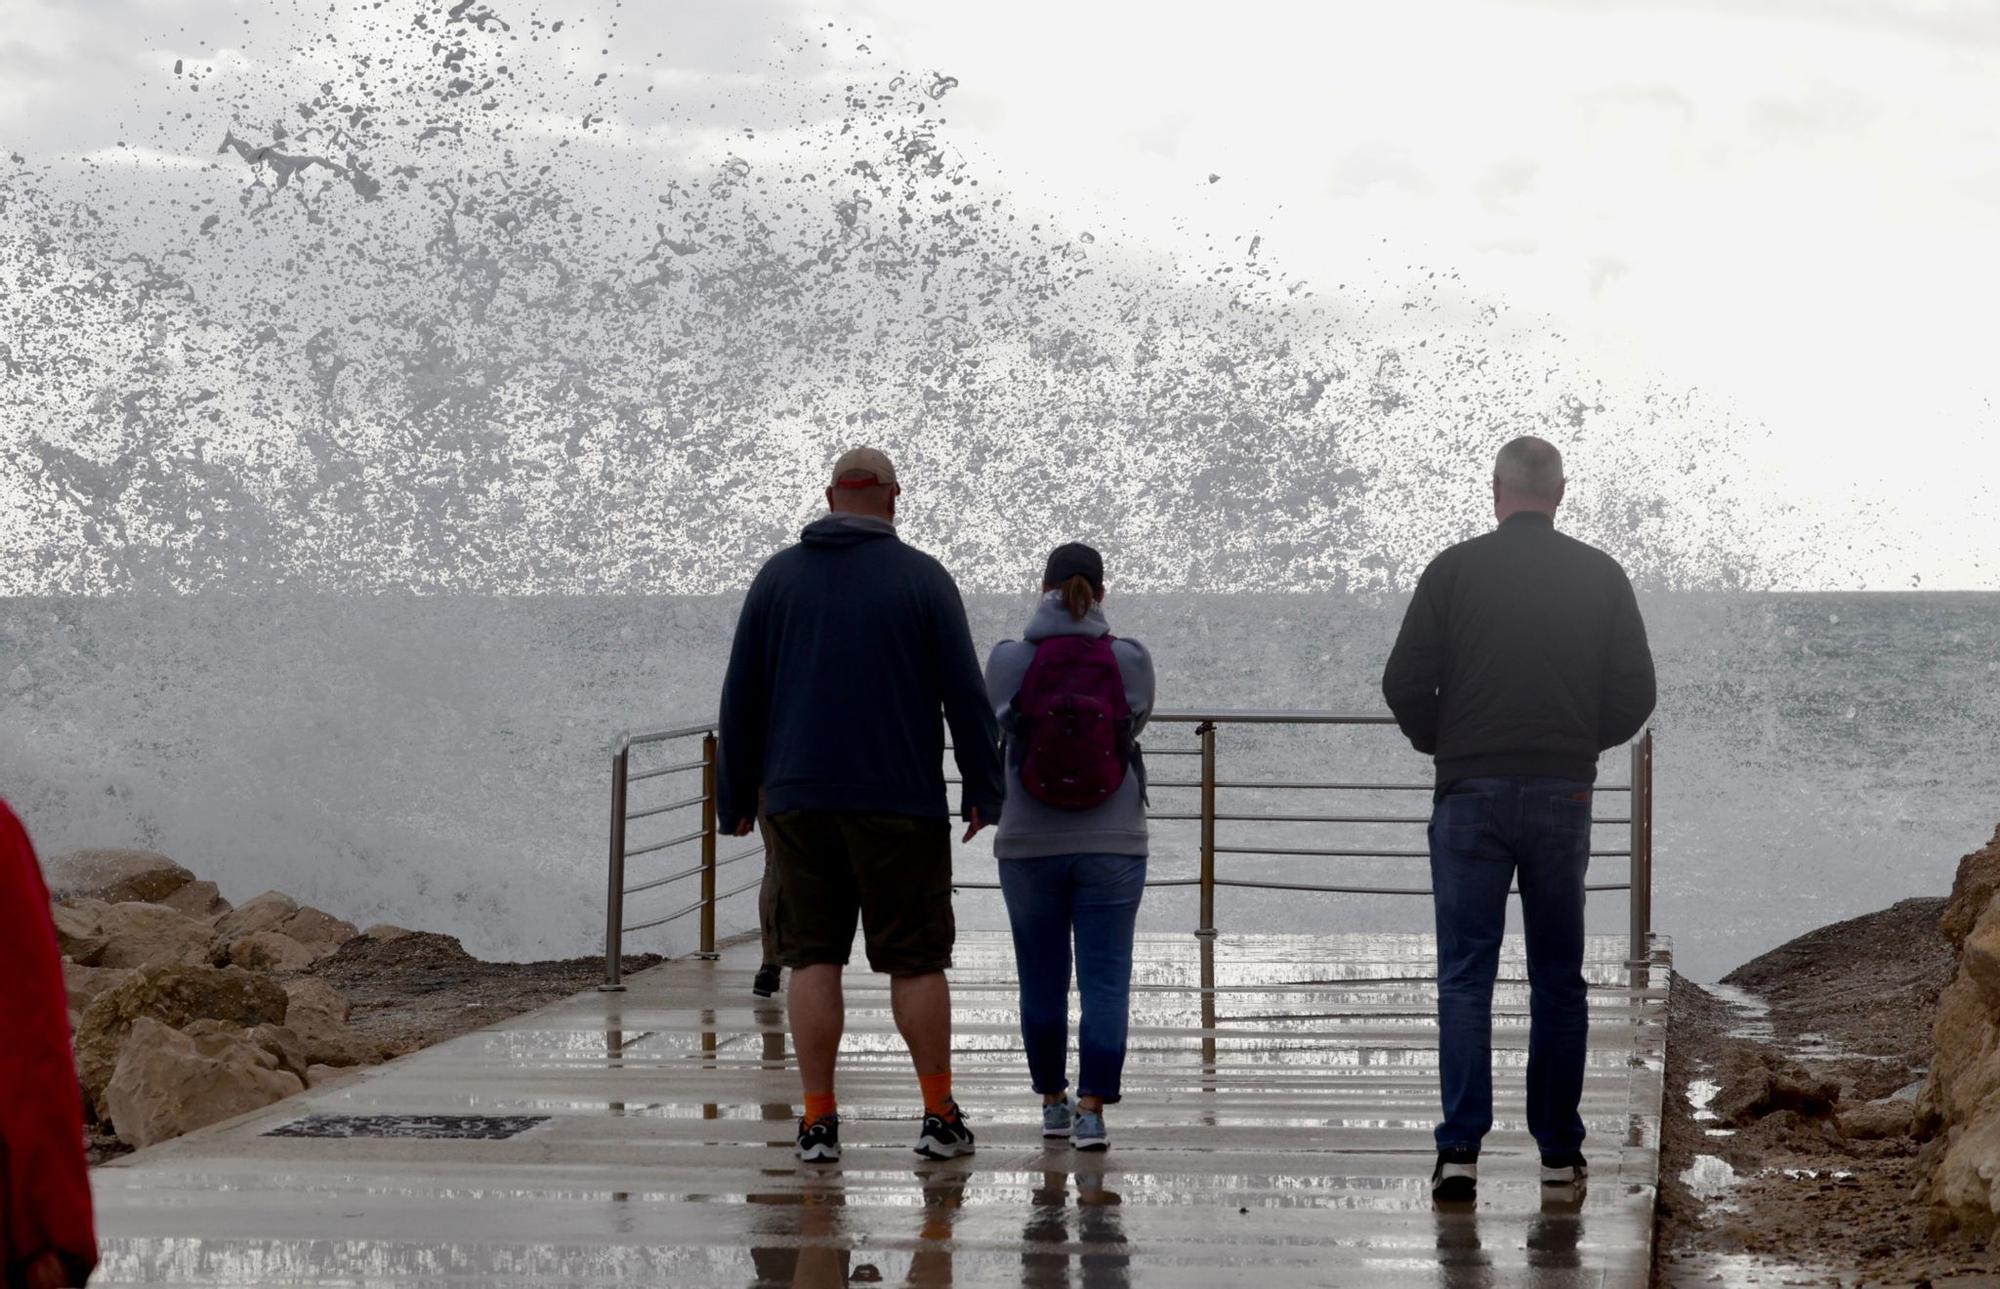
left=827, top=512, right=896, bottom=533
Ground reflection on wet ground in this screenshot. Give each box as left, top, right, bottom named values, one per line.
left=92, top=931, right=1666, bottom=1287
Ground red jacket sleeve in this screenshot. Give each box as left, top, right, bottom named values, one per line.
left=0, top=801, right=98, bottom=1284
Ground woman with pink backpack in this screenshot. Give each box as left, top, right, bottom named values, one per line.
left=985, top=543, right=1156, bottom=1151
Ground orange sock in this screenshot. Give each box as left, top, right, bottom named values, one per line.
left=803, top=1092, right=837, bottom=1126
left=919, top=1072, right=954, bottom=1117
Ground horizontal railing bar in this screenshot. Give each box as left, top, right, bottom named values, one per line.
left=624, top=723, right=719, bottom=748
left=954, top=876, right=1205, bottom=891
left=1149, top=812, right=1631, bottom=825
left=621, top=845, right=761, bottom=898
left=1150, top=779, right=1633, bottom=793
left=659, top=711, right=1404, bottom=749
left=621, top=896, right=706, bottom=934
left=627, top=757, right=710, bottom=783
left=620, top=872, right=760, bottom=935
left=1149, top=779, right=1422, bottom=791
left=1212, top=878, right=1634, bottom=895
left=1152, top=710, right=1400, bottom=725
left=625, top=793, right=708, bottom=822
left=622, top=866, right=699, bottom=897
left=1212, top=845, right=1634, bottom=858
left=623, top=828, right=706, bottom=860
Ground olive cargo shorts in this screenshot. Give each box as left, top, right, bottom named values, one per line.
left=763, top=810, right=954, bottom=976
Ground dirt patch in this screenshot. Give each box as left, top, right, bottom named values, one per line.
left=1654, top=901, right=1997, bottom=1286
left=1724, top=895, right=1953, bottom=1101
left=304, top=932, right=663, bottom=1057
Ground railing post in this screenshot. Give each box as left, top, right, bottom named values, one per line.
left=1197, top=721, right=1218, bottom=939
left=1629, top=729, right=1654, bottom=967
left=698, top=732, right=720, bottom=959
left=600, top=737, right=631, bottom=992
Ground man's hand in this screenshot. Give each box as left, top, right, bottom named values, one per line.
left=961, top=807, right=987, bottom=843
left=25, top=1252, right=74, bottom=1289
left=730, top=819, right=756, bottom=838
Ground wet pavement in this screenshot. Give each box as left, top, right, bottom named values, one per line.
left=92, top=931, right=1668, bottom=1287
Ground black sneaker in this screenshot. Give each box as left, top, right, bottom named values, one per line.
left=1539, top=1151, right=1587, bottom=1185
left=914, top=1102, right=976, bottom=1160
left=796, top=1114, right=840, bottom=1164
left=1431, top=1148, right=1478, bottom=1202
left=752, top=964, right=782, bottom=998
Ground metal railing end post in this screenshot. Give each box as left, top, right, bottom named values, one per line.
left=604, top=741, right=632, bottom=991
left=699, top=732, right=719, bottom=958
left=1197, top=721, right=1219, bottom=938
left=1627, top=728, right=1655, bottom=968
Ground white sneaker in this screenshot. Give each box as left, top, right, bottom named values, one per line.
left=1539, top=1153, right=1588, bottom=1185
left=1431, top=1149, right=1478, bottom=1201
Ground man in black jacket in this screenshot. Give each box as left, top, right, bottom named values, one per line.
left=1382, top=435, right=1655, bottom=1202
left=718, top=446, right=1004, bottom=1166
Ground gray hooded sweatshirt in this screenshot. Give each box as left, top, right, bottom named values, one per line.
left=985, top=594, right=1156, bottom=860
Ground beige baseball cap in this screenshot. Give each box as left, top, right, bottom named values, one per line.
left=830, top=446, right=899, bottom=489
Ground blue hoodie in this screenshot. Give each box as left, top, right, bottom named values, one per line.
left=985, top=594, right=1156, bottom=860
left=717, top=516, right=1004, bottom=832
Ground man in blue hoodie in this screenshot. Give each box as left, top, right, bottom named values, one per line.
left=718, top=447, right=1004, bottom=1165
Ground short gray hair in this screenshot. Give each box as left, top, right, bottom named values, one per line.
left=1493, top=436, right=1565, bottom=500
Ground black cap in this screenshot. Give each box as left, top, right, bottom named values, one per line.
left=1043, top=542, right=1104, bottom=594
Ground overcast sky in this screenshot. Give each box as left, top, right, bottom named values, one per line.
left=844, top=0, right=2000, bottom=588
left=4, top=0, right=1997, bottom=587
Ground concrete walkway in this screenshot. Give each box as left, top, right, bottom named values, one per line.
left=92, top=931, right=1669, bottom=1287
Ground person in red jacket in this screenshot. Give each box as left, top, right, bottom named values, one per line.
left=1, top=801, right=97, bottom=1288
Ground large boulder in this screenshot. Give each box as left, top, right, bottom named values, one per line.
left=74, top=965, right=289, bottom=1119
left=279, top=906, right=359, bottom=955
left=180, top=1018, right=309, bottom=1084
left=62, top=961, right=138, bottom=1012
left=1839, top=1098, right=1917, bottom=1142
left=158, top=879, right=232, bottom=920
left=210, top=896, right=357, bottom=967
left=92, top=903, right=217, bottom=970
left=1962, top=902, right=2000, bottom=1007
left=219, top=931, right=318, bottom=973
left=1918, top=827, right=2000, bottom=1233
left=42, top=849, right=194, bottom=906
left=281, top=978, right=381, bottom=1068
left=1711, top=1046, right=1840, bottom=1126
left=211, top=891, right=299, bottom=942
left=1942, top=824, right=2000, bottom=946
left=52, top=899, right=114, bottom=964
left=104, top=1017, right=303, bottom=1149
left=249, top=1024, right=310, bottom=1082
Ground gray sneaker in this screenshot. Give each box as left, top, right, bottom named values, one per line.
left=1042, top=1097, right=1076, bottom=1140
left=1073, top=1108, right=1109, bottom=1152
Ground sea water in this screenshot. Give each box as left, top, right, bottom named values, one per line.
left=2, top=590, right=1991, bottom=980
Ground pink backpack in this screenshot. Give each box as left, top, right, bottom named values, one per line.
left=1012, top=635, right=1134, bottom=810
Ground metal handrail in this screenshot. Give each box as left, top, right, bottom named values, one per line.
left=599, top=714, right=1657, bottom=989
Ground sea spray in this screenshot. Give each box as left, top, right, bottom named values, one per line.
left=1, top=2, right=1813, bottom=595
left=0, top=3, right=1916, bottom=964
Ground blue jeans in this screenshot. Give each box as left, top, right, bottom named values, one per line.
left=998, top=853, right=1147, bottom=1104
left=1429, top=777, right=1592, bottom=1156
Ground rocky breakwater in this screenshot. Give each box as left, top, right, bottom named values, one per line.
left=1916, top=824, right=2000, bottom=1232
left=48, top=849, right=393, bottom=1155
